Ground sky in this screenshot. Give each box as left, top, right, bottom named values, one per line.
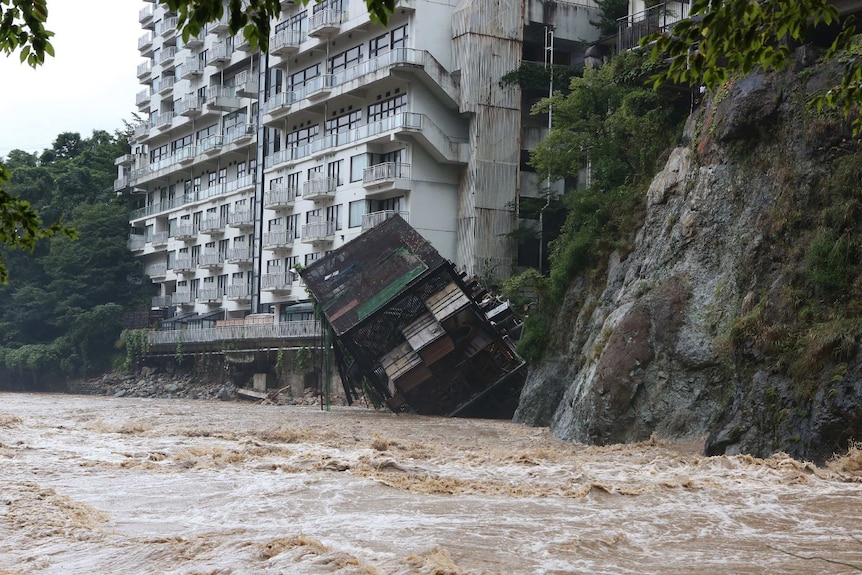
left=0, top=1, right=142, bottom=158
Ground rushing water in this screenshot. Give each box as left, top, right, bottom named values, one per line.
left=1, top=393, right=861, bottom=575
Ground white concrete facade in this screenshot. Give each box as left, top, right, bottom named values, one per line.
left=118, top=0, right=601, bottom=324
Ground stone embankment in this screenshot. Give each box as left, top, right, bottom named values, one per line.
left=66, top=368, right=342, bottom=407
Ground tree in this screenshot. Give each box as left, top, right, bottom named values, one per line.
left=645, top=0, right=861, bottom=132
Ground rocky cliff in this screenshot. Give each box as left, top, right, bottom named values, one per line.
left=515, top=54, right=862, bottom=463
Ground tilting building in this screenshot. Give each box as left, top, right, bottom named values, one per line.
left=116, top=0, right=601, bottom=347
left=301, top=215, right=526, bottom=417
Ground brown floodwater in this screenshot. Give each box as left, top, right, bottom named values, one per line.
left=1, top=393, right=861, bottom=575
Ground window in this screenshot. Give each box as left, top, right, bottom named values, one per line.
left=218, top=168, right=227, bottom=184
left=275, top=12, right=306, bottom=34
left=285, top=214, right=299, bottom=238
left=349, top=153, right=368, bottom=182
left=368, top=92, right=406, bottom=122
left=208, top=172, right=217, bottom=188
left=391, top=25, right=408, bottom=50
left=218, top=239, right=230, bottom=255
left=190, top=278, right=200, bottom=299
left=369, top=24, right=408, bottom=57
left=168, top=218, right=177, bottom=236
left=305, top=252, right=322, bottom=266
left=265, top=127, right=282, bottom=155
left=325, top=108, right=361, bottom=135
left=224, top=109, right=247, bottom=130
left=196, top=123, right=218, bottom=140
left=288, top=63, right=320, bottom=91
left=327, top=159, right=343, bottom=186
left=237, top=161, right=246, bottom=179
left=266, top=67, right=283, bottom=98
left=286, top=172, right=301, bottom=195
left=371, top=196, right=403, bottom=212
left=312, top=0, right=342, bottom=13
left=171, top=134, right=193, bottom=153
left=348, top=200, right=366, bottom=228
left=329, top=45, right=362, bottom=74
left=217, top=274, right=228, bottom=295
left=326, top=204, right=342, bottom=230
left=286, top=124, right=319, bottom=148
left=150, top=143, right=169, bottom=163
left=306, top=208, right=321, bottom=223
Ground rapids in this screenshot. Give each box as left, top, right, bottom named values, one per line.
left=1, top=393, right=860, bottom=574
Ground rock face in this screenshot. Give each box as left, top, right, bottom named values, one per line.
left=516, top=60, right=862, bottom=463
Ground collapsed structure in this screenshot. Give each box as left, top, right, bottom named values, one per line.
left=301, top=215, right=526, bottom=418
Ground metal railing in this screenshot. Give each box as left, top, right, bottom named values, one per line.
left=301, top=220, right=336, bottom=241
left=362, top=162, right=410, bottom=185
left=264, top=185, right=299, bottom=208
left=617, top=3, right=679, bottom=53
left=362, top=210, right=409, bottom=231
left=147, top=320, right=321, bottom=346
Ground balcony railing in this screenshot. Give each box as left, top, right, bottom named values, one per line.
left=156, top=16, right=178, bottom=37
left=228, top=208, right=254, bottom=228
left=178, top=96, right=205, bottom=116
left=226, top=284, right=251, bottom=299
left=151, top=295, right=171, bottom=308
left=234, top=70, right=259, bottom=98
left=175, top=223, right=196, bottom=239
left=262, top=272, right=296, bottom=291
left=137, top=61, right=152, bottom=79
left=114, top=175, right=130, bottom=192
left=262, top=90, right=296, bottom=116
left=148, top=264, right=167, bottom=278
left=362, top=210, right=409, bottom=232
left=156, top=75, right=176, bottom=95
left=158, top=46, right=177, bottom=65
left=302, top=177, right=336, bottom=200
left=138, top=33, right=154, bottom=51
left=151, top=111, right=174, bottom=130
left=147, top=320, right=321, bottom=346
left=199, top=215, right=226, bottom=233
left=264, top=185, right=298, bottom=209
left=197, top=287, right=222, bottom=302
left=151, top=231, right=169, bottom=245
left=362, top=162, right=411, bottom=186
left=181, top=57, right=204, bottom=79
left=617, top=3, right=679, bottom=53
left=198, top=251, right=224, bottom=268
left=207, top=42, right=232, bottom=65
left=225, top=247, right=253, bottom=263
left=270, top=28, right=303, bottom=55
left=135, top=89, right=151, bottom=106
left=301, top=220, right=336, bottom=243
left=139, top=5, right=154, bottom=23
left=174, top=257, right=195, bottom=272
left=308, top=9, right=344, bottom=36
left=128, top=235, right=146, bottom=251
left=130, top=176, right=256, bottom=220
left=172, top=291, right=192, bottom=304
left=262, top=229, right=295, bottom=249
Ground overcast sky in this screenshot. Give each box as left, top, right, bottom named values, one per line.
left=0, top=1, right=142, bottom=158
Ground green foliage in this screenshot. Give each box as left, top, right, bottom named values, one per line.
left=644, top=0, right=862, bottom=134
left=590, top=0, right=628, bottom=37
left=501, top=268, right=547, bottom=310
left=805, top=228, right=855, bottom=295
left=517, top=313, right=551, bottom=363
left=500, top=61, right=583, bottom=92
left=121, top=329, right=150, bottom=372
left=294, top=346, right=311, bottom=373
left=0, top=0, right=54, bottom=66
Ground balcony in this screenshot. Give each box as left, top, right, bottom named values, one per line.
left=178, top=96, right=205, bottom=116
left=175, top=223, right=196, bottom=240
left=173, top=257, right=196, bottom=273
left=199, top=215, right=226, bottom=235
left=198, top=251, right=224, bottom=269
left=132, top=123, right=149, bottom=141
left=300, top=74, right=335, bottom=100
left=234, top=70, right=259, bottom=98
left=172, top=290, right=193, bottom=305
left=158, top=46, right=177, bottom=66
left=224, top=123, right=256, bottom=145
left=114, top=176, right=130, bottom=192
left=181, top=57, right=203, bottom=79
left=136, top=61, right=152, bottom=79
left=301, top=220, right=336, bottom=244
left=362, top=210, right=409, bottom=232
left=175, top=145, right=196, bottom=165
left=135, top=88, right=152, bottom=107
left=156, top=16, right=178, bottom=37
left=207, top=42, right=232, bottom=66
left=198, top=134, right=225, bottom=156
left=206, top=85, right=240, bottom=111
left=270, top=28, right=303, bottom=56
left=151, top=231, right=170, bottom=246
left=139, top=5, right=154, bottom=24
left=156, top=75, right=176, bottom=96
left=138, top=33, right=154, bottom=55
left=307, top=9, right=344, bottom=37
left=151, top=295, right=171, bottom=308
left=302, top=176, right=336, bottom=201
left=261, top=90, right=296, bottom=123
left=151, top=111, right=175, bottom=131
left=209, top=12, right=230, bottom=33
left=185, top=31, right=205, bottom=49
left=199, top=287, right=223, bottom=303
left=262, top=229, right=294, bottom=250
left=225, top=247, right=253, bottom=264
left=128, top=234, right=146, bottom=251
left=280, top=0, right=296, bottom=9
left=115, top=153, right=135, bottom=166
left=362, top=162, right=412, bottom=196
left=148, top=263, right=168, bottom=279
left=263, top=137, right=326, bottom=169
left=262, top=273, right=295, bottom=292
left=147, top=320, right=321, bottom=346
left=226, top=284, right=251, bottom=301
left=263, top=185, right=298, bottom=210
left=228, top=209, right=255, bottom=229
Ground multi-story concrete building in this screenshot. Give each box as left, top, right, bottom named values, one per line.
left=116, top=0, right=601, bottom=342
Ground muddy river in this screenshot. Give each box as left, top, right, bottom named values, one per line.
left=1, top=393, right=861, bottom=574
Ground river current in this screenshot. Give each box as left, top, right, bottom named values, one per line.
left=1, top=393, right=860, bottom=574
